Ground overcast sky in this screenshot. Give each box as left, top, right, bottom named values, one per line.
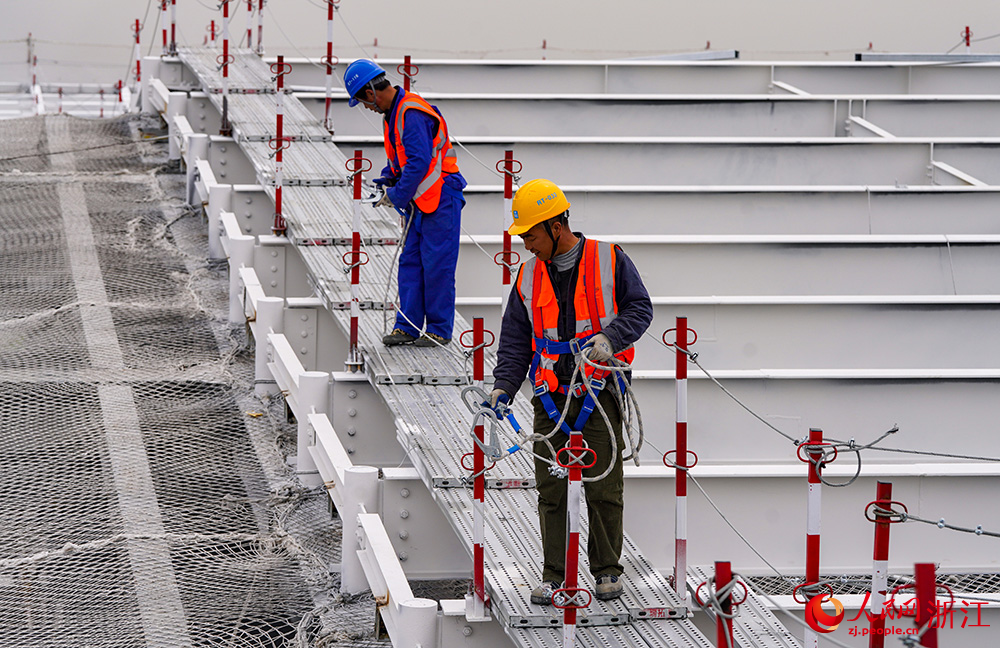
left=2, top=0, right=998, bottom=86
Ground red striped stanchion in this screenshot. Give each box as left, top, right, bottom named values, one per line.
left=245, top=0, right=254, bottom=51
left=169, top=0, right=177, bottom=55
left=715, top=561, right=735, bottom=647
left=220, top=0, right=232, bottom=136
left=322, top=0, right=339, bottom=133
left=269, top=56, right=292, bottom=236
left=57, top=87, right=63, bottom=114
left=866, top=481, right=898, bottom=647
left=554, top=433, right=595, bottom=648
left=161, top=0, right=168, bottom=55
left=99, top=88, right=105, bottom=119
left=471, top=317, right=488, bottom=617
left=256, top=0, right=265, bottom=55
left=674, top=316, right=689, bottom=601
left=132, top=20, right=142, bottom=89
left=800, top=427, right=829, bottom=648
left=343, top=149, right=370, bottom=372
left=494, top=152, right=521, bottom=316
left=914, top=563, right=939, bottom=647
left=207, top=20, right=217, bottom=46
left=663, top=317, right=697, bottom=603
left=399, top=55, right=417, bottom=92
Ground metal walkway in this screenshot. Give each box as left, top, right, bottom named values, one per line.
left=175, top=46, right=798, bottom=648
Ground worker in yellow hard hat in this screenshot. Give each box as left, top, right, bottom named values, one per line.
left=488, top=179, right=653, bottom=605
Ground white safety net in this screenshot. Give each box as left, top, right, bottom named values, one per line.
left=0, top=114, right=390, bottom=647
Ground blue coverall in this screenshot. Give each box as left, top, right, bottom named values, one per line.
left=380, top=88, right=466, bottom=341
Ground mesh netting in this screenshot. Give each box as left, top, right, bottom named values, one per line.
left=0, top=115, right=385, bottom=647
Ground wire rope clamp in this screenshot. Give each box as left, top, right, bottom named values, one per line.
left=269, top=60, right=294, bottom=80
left=663, top=327, right=698, bottom=348
left=320, top=54, right=340, bottom=71
left=459, top=328, right=496, bottom=356
left=344, top=155, right=372, bottom=179
left=792, top=582, right=833, bottom=606
left=796, top=442, right=838, bottom=467
left=556, top=446, right=597, bottom=469
left=396, top=61, right=420, bottom=82
left=495, top=157, right=523, bottom=181
left=552, top=587, right=592, bottom=610
left=216, top=54, right=236, bottom=72
left=694, top=578, right=748, bottom=611
left=493, top=249, right=521, bottom=270
left=662, top=449, right=699, bottom=470
left=865, top=499, right=908, bottom=524
left=460, top=452, right=496, bottom=473
left=341, top=249, right=370, bottom=273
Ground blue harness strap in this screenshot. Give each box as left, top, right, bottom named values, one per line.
left=529, top=333, right=607, bottom=433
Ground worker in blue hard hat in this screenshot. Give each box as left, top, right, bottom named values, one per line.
left=343, top=59, right=467, bottom=347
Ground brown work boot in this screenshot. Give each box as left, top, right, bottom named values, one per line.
left=413, top=332, right=451, bottom=348
left=530, top=580, right=561, bottom=606
left=382, top=328, right=416, bottom=346
left=595, top=573, right=624, bottom=601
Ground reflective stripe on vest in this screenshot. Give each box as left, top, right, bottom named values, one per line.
left=383, top=91, right=459, bottom=213
left=515, top=239, right=635, bottom=393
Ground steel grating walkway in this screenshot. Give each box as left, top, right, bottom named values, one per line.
left=176, top=47, right=799, bottom=648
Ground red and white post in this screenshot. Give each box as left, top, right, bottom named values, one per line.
left=272, top=56, right=289, bottom=236
left=256, top=0, right=265, bottom=55
left=99, top=88, right=105, bottom=118
left=208, top=20, right=217, bottom=46
left=403, top=54, right=412, bottom=92
left=869, top=481, right=893, bottom=648
left=562, top=430, right=587, bottom=648
left=471, top=316, right=488, bottom=618
left=245, top=0, right=254, bottom=51
left=914, top=562, right=938, bottom=647
left=964, top=26, right=972, bottom=54
left=715, top=561, right=735, bottom=648
left=674, top=315, right=689, bottom=603
left=323, top=0, right=336, bottom=133
left=160, top=0, right=168, bottom=55
left=58, top=87, right=63, bottom=114
left=500, top=150, right=515, bottom=315
left=347, top=149, right=364, bottom=370
left=220, top=0, right=232, bottom=135
left=31, top=55, right=38, bottom=115
left=132, top=20, right=142, bottom=90
left=169, top=0, right=177, bottom=55
left=804, top=427, right=825, bottom=648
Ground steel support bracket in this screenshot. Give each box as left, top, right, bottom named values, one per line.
left=433, top=477, right=536, bottom=489
left=508, top=612, right=632, bottom=629
left=630, top=606, right=689, bottom=620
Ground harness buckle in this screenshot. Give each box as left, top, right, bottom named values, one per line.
left=533, top=383, right=548, bottom=398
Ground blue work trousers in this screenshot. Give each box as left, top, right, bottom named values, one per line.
left=394, top=190, right=463, bottom=340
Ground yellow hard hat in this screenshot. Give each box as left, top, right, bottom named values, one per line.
left=509, top=179, right=571, bottom=236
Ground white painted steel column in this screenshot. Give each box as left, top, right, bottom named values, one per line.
left=398, top=599, right=437, bottom=648
left=254, top=296, right=283, bottom=396
left=297, top=371, right=328, bottom=489
left=207, top=183, right=232, bottom=259
left=186, top=134, right=209, bottom=205
left=341, top=466, right=379, bottom=594
left=166, top=92, right=186, bottom=161
left=228, top=232, right=254, bottom=324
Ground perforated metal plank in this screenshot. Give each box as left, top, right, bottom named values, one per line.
left=177, top=47, right=275, bottom=93
left=687, top=565, right=801, bottom=648
left=242, top=140, right=348, bottom=186
left=206, top=92, right=331, bottom=142
left=279, top=186, right=399, bottom=244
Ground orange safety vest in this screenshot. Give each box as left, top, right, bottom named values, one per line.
left=515, top=238, right=635, bottom=394
left=383, top=91, right=460, bottom=214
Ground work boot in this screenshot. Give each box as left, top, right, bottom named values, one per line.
left=530, top=580, right=561, bottom=606
left=413, top=332, right=451, bottom=348
left=595, top=574, right=624, bottom=601
left=382, top=328, right=416, bottom=346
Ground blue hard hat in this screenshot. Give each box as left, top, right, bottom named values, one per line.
left=344, top=59, right=386, bottom=107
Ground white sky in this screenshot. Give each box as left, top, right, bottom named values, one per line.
left=1, top=0, right=998, bottom=86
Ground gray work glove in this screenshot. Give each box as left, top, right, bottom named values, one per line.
left=584, top=333, right=613, bottom=363
left=484, top=388, right=510, bottom=419
left=374, top=191, right=394, bottom=209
